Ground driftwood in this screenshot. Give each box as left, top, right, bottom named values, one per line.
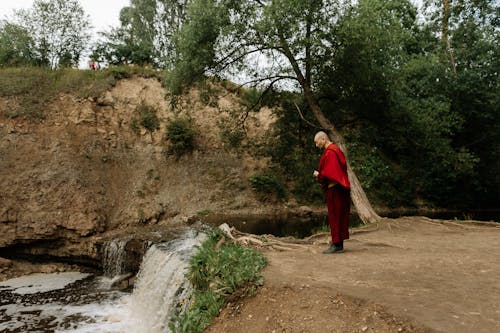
left=216, top=219, right=384, bottom=251
left=217, top=223, right=311, bottom=251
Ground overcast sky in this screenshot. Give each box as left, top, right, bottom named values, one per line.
left=0, top=0, right=129, bottom=34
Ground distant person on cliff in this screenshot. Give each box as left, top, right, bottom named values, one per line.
left=313, top=131, right=351, bottom=254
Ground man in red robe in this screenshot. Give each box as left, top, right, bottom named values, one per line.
left=313, top=131, right=351, bottom=254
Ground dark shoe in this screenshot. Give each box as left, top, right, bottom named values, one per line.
left=322, top=245, right=344, bottom=254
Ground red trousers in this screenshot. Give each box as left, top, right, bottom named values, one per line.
left=324, top=185, right=350, bottom=243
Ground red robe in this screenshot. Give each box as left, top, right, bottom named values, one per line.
left=317, top=143, right=350, bottom=190
left=317, top=143, right=351, bottom=243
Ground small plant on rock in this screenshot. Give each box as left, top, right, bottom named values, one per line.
left=165, top=117, right=196, bottom=157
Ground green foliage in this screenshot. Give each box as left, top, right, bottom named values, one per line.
left=90, top=0, right=185, bottom=67
left=220, top=127, right=245, bottom=151
left=169, top=229, right=267, bottom=333
left=347, top=143, right=389, bottom=191
left=164, top=0, right=229, bottom=94
left=262, top=97, right=324, bottom=205
left=347, top=139, right=410, bottom=207
left=0, top=21, right=35, bottom=67
left=106, top=64, right=161, bottom=80
left=249, top=172, right=286, bottom=202
left=133, top=102, right=160, bottom=133
left=166, top=117, right=196, bottom=157
left=13, top=0, right=91, bottom=68
left=241, top=87, right=261, bottom=107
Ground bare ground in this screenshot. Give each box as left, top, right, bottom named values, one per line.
left=206, top=217, right=500, bottom=333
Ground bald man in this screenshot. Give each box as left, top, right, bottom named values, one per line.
left=313, top=131, right=351, bottom=253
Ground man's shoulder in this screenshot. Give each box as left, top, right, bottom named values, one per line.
left=326, top=143, right=341, bottom=153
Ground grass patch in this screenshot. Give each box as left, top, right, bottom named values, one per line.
left=0, top=65, right=162, bottom=121
left=169, top=229, right=267, bottom=333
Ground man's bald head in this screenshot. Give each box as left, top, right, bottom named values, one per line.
left=314, top=131, right=330, bottom=141
left=314, top=131, right=331, bottom=149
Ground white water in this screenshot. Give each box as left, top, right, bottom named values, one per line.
left=0, top=229, right=206, bottom=333
left=102, top=238, right=129, bottom=277
left=0, top=272, right=91, bottom=295
left=127, top=231, right=207, bottom=332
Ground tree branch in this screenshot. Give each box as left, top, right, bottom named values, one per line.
left=293, top=102, right=323, bottom=129
left=237, top=76, right=295, bottom=129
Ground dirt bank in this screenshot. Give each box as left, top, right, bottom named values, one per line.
left=206, top=217, right=500, bottom=333
left=0, top=76, right=274, bottom=263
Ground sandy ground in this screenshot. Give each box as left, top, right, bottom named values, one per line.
left=206, top=217, right=500, bottom=333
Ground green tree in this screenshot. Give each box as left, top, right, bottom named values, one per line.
left=15, top=0, right=91, bottom=68
left=0, top=21, right=35, bottom=67
left=91, top=0, right=186, bottom=67
left=168, top=0, right=387, bottom=223
left=420, top=0, right=500, bottom=206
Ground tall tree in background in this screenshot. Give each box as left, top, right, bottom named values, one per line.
left=167, top=0, right=386, bottom=223
left=440, top=0, right=457, bottom=75
left=91, top=0, right=187, bottom=67
left=422, top=0, right=499, bottom=206
left=14, top=0, right=91, bottom=68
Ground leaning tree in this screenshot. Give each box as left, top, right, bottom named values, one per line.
left=165, top=0, right=396, bottom=223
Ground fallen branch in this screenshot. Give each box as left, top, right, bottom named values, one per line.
left=218, top=223, right=311, bottom=251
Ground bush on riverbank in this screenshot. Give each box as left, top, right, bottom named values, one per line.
left=169, top=229, right=267, bottom=333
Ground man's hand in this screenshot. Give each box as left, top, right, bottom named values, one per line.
left=313, top=170, right=319, bottom=177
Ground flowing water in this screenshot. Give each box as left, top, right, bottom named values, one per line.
left=102, top=238, right=129, bottom=278
left=0, top=229, right=206, bottom=333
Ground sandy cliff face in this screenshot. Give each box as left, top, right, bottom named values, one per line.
left=0, top=77, right=275, bottom=263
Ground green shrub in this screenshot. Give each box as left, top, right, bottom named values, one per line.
left=240, top=87, right=261, bottom=107
left=166, top=117, right=196, bottom=157
left=220, top=127, right=245, bottom=151
left=130, top=102, right=160, bottom=134
left=139, top=103, right=160, bottom=132
left=107, top=65, right=131, bottom=79
left=169, top=229, right=267, bottom=333
left=130, top=118, right=140, bottom=134
left=249, top=172, right=286, bottom=202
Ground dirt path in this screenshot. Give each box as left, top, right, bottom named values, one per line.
left=206, top=217, right=500, bottom=333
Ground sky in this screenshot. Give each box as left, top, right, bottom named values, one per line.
left=0, top=0, right=130, bottom=33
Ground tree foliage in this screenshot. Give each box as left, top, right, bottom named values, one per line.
left=13, top=0, right=91, bottom=68
left=91, top=0, right=187, bottom=67
left=0, top=21, right=35, bottom=67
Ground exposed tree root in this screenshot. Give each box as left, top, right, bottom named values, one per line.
left=218, top=223, right=311, bottom=251
left=216, top=216, right=497, bottom=252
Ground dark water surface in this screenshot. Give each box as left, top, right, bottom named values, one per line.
left=204, top=209, right=499, bottom=239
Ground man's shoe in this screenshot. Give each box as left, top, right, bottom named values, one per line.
left=322, top=245, right=344, bottom=254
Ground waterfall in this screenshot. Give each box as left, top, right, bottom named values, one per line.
left=127, top=229, right=207, bottom=333
left=0, top=228, right=206, bottom=332
left=102, top=238, right=128, bottom=277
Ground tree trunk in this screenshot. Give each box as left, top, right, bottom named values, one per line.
left=441, top=0, right=457, bottom=76
left=301, top=83, right=380, bottom=224
left=279, top=34, right=380, bottom=224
